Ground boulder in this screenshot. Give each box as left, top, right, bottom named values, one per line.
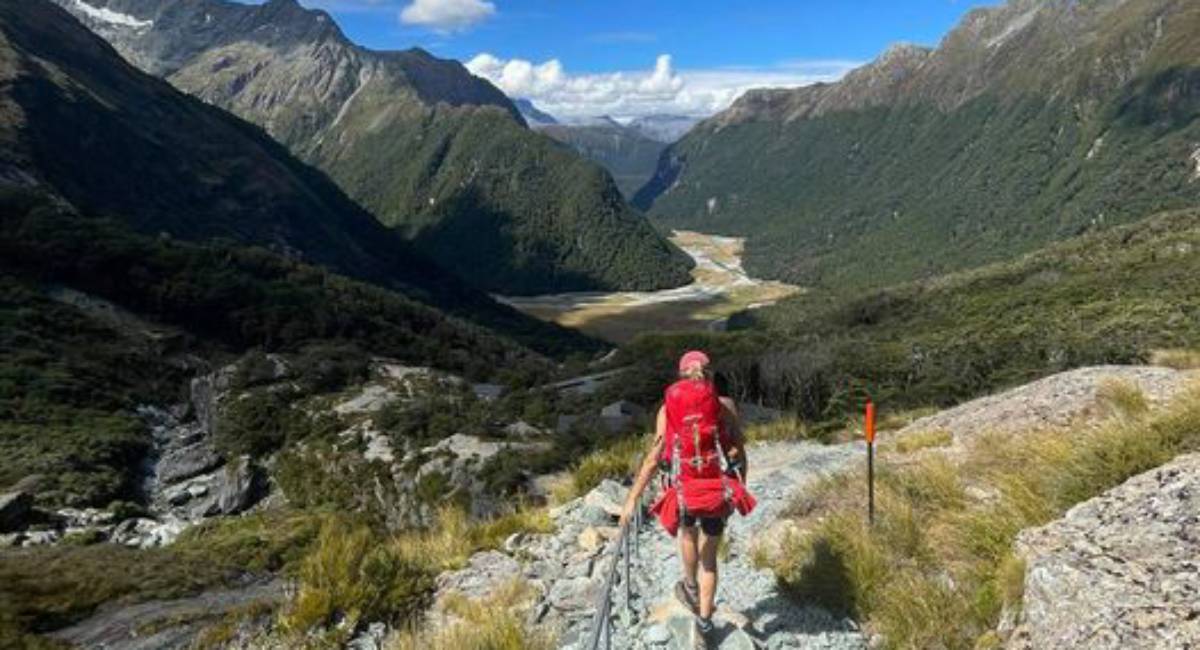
left=435, top=550, right=522, bottom=603
left=213, top=460, right=260, bottom=515
left=547, top=576, right=603, bottom=612
left=577, top=526, right=619, bottom=553
left=0, top=490, right=33, bottom=532
left=156, top=441, right=221, bottom=484
left=583, top=480, right=628, bottom=519
left=111, top=517, right=188, bottom=548
left=1008, top=452, right=1200, bottom=649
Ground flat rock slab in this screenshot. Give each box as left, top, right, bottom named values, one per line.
left=896, top=365, right=1195, bottom=445
left=48, top=580, right=284, bottom=650
left=1010, top=452, right=1200, bottom=649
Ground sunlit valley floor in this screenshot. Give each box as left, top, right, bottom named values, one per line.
left=499, top=231, right=801, bottom=344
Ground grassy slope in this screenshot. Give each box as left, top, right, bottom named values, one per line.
left=640, top=0, right=1200, bottom=290
left=772, top=380, right=1200, bottom=648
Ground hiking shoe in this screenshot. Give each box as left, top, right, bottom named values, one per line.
left=674, top=579, right=699, bottom=615
left=691, top=617, right=715, bottom=650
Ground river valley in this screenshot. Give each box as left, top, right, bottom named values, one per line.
left=499, top=231, right=802, bottom=344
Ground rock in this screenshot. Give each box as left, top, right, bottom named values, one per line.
left=347, top=622, right=389, bottom=650
left=583, top=479, right=628, bottom=519
left=213, top=459, right=260, bottom=515
left=55, top=508, right=117, bottom=528
left=643, top=623, right=672, bottom=645
left=111, top=517, right=188, bottom=548
left=504, top=531, right=526, bottom=554
left=0, top=490, right=33, bottom=532
left=1009, top=452, right=1200, bottom=649
left=156, top=440, right=221, bottom=484
left=561, top=555, right=594, bottom=580
left=895, top=366, right=1194, bottom=447
left=504, top=421, right=546, bottom=439
left=435, top=550, right=522, bottom=603
left=334, top=384, right=401, bottom=416
left=548, top=576, right=602, bottom=612
left=577, top=526, right=618, bottom=552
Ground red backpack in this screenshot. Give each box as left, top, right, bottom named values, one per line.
left=660, top=378, right=730, bottom=481
left=650, top=378, right=755, bottom=532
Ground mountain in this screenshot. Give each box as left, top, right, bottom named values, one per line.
left=537, top=119, right=668, bottom=199
left=0, top=0, right=592, bottom=356
left=627, top=114, right=702, bottom=143
left=636, top=0, right=1200, bottom=290
left=514, top=98, right=558, bottom=126
left=52, top=0, right=692, bottom=296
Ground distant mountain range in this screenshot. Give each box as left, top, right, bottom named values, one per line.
left=52, top=0, right=692, bottom=295
left=514, top=100, right=700, bottom=198
left=637, top=0, right=1200, bottom=290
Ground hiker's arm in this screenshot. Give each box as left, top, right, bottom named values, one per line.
left=720, top=398, right=748, bottom=481
left=619, top=406, right=665, bottom=529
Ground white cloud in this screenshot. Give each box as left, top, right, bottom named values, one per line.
left=465, top=53, right=859, bottom=119
left=400, top=0, right=495, bottom=32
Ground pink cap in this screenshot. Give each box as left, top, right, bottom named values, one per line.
left=678, top=350, right=710, bottom=373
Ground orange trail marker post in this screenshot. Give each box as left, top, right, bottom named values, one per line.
left=865, top=400, right=876, bottom=526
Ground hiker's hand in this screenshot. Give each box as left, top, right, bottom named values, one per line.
left=618, top=501, right=635, bottom=530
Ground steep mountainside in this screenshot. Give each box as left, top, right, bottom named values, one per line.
left=537, top=119, right=667, bottom=198
left=0, top=0, right=593, bottom=356
left=514, top=98, right=558, bottom=126
left=627, top=114, right=701, bottom=143
left=54, top=0, right=692, bottom=295
left=637, top=0, right=1200, bottom=289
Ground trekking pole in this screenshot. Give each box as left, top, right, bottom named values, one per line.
left=865, top=400, right=876, bottom=526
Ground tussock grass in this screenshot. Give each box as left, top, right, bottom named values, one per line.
left=388, top=580, right=552, bottom=650
left=774, top=383, right=1200, bottom=648
left=888, top=429, right=953, bottom=455
left=1096, top=378, right=1149, bottom=418
left=281, top=521, right=434, bottom=634
left=1151, top=348, right=1200, bottom=370
left=745, top=416, right=826, bottom=443
left=280, top=505, right=553, bottom=639
left=565, top=433, right=649, bottom=500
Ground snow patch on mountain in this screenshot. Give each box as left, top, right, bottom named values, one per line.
left=70, top=0, right=152, bottom=29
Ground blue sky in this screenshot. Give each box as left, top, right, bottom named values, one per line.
left=299, top=0, right=1002, bottom=118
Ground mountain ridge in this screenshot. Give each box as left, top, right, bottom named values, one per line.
left=54, top=0, right=693, bottom=295
left=636, top=0, right=1200, bottom=289
left=0, top=0, right=594, bottom=356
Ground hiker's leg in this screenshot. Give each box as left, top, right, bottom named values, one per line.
left=678, top=521, right=699, bottom=588
left=697, top=522, right=722, bottom=620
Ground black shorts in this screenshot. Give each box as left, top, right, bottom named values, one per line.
left=681, top=512, right=727, bottom=536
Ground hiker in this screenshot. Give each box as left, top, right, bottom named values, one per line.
left=619, top=350, right=756, bottom=646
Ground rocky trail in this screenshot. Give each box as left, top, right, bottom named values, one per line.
left=446, top=439, right=869, bottom=650
left=617, top=440, right=869, bottom=650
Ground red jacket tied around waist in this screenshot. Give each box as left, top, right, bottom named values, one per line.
left=650, top=378, right=757, bottom=536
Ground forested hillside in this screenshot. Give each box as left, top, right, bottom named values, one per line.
left=53, top=0, right=693, bottom=295
left=0, top=0, right=590, bottom=353
left=637, top=0, right=1200, bottom=290
left=613, top=208, right=1200, bottom=423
